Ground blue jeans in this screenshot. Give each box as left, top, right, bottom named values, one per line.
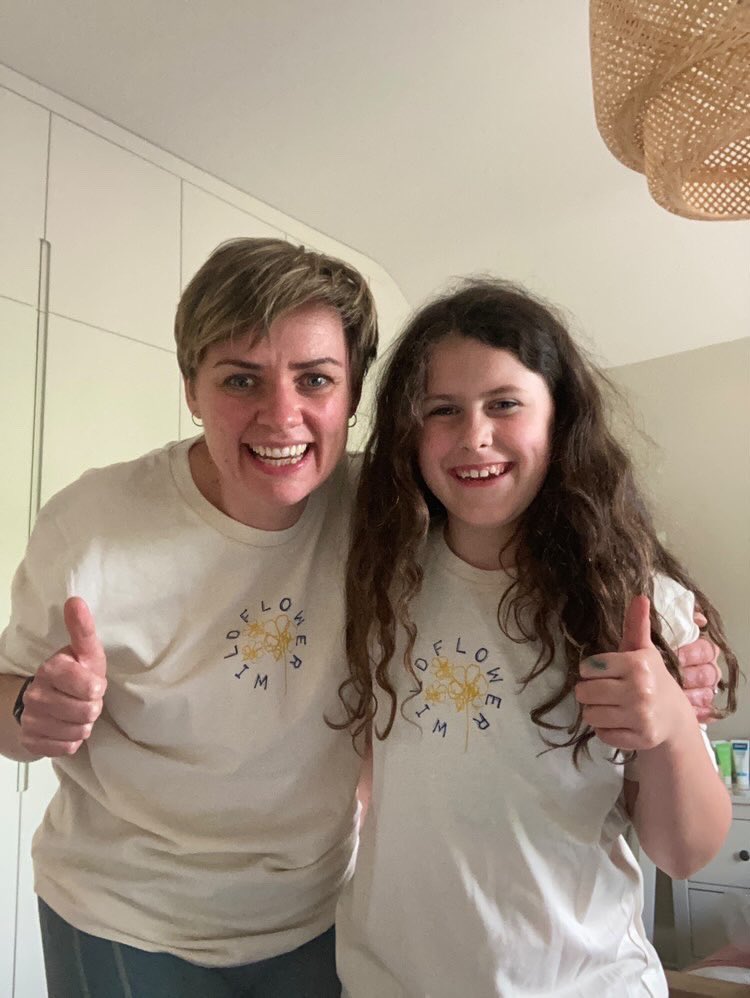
left=38, top=898, right=341, bottom=998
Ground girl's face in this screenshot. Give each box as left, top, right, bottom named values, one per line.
left=418, top=334, right=554, bottom=569
left=186, top=303, right=353, bottom=530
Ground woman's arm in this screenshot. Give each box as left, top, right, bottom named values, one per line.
left=0, top=674, right=39, bottom=762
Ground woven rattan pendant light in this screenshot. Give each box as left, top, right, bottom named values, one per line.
left=590, top=0, right=750, bottom=220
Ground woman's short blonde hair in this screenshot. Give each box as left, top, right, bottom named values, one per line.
left=175, top=238, right=378, bottom=401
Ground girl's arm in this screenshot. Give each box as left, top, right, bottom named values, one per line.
left=576, top=596, right=731, bottom=881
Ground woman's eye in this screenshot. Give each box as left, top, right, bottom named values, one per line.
left=489, top=399, right=519, bottom=412
left=427, top=405, right=458, bottom=417
left=301, top=373, right=332, bottom=390
left=224, top=373, right=256, bottom=390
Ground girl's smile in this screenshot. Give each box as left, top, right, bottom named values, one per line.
left=450, top=461, right=513, bottom=482
left=418, top=335, right=554, bottom=569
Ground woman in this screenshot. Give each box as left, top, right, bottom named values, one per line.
left=0, top=239, right=377, bottom=997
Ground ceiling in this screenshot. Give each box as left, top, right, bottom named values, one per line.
left=1, top=0, right=747, bottom=366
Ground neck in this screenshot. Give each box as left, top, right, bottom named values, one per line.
left=444, top=521, right=516, bottom=571
left=188, top=439, right=305, bottom=530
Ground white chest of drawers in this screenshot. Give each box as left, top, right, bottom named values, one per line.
left=673, top=795, right=750, bottom=967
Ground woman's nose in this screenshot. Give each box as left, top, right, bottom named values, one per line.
left=258, top=382, right=303, bottom=429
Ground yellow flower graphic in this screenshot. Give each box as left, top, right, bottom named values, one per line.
left=241, top=615, right=293, bottom=664
left=432, top=656, right=454, bottom=682
left=425, top=657, right=488, bottom=751
left=425, top=685, right=446, bottom=704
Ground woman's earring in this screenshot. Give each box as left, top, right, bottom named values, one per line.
left=191, top=413, right=203, bottom=428
left=348, top=413, right=358, bottom=428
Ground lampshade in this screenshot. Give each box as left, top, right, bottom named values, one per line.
left=590, top=0, right=750, bottom=220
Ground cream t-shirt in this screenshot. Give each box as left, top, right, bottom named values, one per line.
left=1, top=439, right=362, bottom=965
left=337, top=532, right=699, bottom=997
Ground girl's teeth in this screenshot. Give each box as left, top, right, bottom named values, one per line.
left=457, top=464, right=502, bottom=480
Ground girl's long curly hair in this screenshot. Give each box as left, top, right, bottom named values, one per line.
left=335, top=279, right=738, bottom=758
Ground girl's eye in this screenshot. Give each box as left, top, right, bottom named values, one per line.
left=489, top=399, right=519, bottom=412
left=426, top=405, right=459, bottom=417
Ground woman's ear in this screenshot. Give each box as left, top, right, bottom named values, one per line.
left=184, top=376, right=198, bottom=418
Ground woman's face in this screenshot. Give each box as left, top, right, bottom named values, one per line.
left=417, top=334, right=554, bottom=568
left=186, top=303, right=353, bottom=530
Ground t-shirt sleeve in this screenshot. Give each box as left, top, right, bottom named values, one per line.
left=0, top=504, right=72, bottom=678
left=652, top=573, right=700, bottom=649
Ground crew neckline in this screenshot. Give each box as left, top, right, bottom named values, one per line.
left=169, top=436, right=327, bottom=546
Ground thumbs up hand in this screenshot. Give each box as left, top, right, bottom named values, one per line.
left=18, top=597, right=108, bottom=759
left=575, top=596, right=694, bottom=752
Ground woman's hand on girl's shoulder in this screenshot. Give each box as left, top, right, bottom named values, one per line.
left=676, top=610, right=722, bottom=723
left=574, top=596, right=696, bottom=753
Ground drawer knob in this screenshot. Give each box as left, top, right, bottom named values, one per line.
left=739, top=850, right=750, bottom=862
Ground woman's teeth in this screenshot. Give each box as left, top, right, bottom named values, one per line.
left=455, top=464, right=505, bottom=480
left=251, top=444, right=308, bottom=465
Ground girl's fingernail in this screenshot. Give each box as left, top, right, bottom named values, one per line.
left=589, top=658, right=608, bottom=671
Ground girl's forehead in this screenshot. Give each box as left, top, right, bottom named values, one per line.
left=427, top=337, right=529, bottom=382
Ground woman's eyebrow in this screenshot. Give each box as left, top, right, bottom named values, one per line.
left=288, top=357, right=344, bottom=370
left=212, top=357, right=344, bottom=370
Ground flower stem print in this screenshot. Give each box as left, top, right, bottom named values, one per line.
left=425, top=657, right=489, bottom=751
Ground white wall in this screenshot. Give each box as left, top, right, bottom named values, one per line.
left=610, top=338, right=750, bottom=739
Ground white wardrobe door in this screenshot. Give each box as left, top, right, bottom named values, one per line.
left=181, top=182, right=287, bottom=289
left=0, top=296, right=38, bottom=997
left=0, top=760, right=19, bottom=998
left=0, top=298, right=37, bottom=624
left=40, top=315, right=181, bottom=504
left=0, top=89, right=48, bottom=307
left=46, top=117, right=181, bottom=351
left=14, top=759, right=58, bottom=998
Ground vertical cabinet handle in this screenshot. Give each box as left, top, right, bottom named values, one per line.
left=29, top=238, right=51, bottom=530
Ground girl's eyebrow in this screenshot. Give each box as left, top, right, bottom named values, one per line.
left=212, top=357, right=344, bottom=371
left=424, top=384, right=526, bottom=402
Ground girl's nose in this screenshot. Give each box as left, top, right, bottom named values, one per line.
left=461, top=410, right=493, bottom=450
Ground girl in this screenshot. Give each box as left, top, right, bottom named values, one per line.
left=335, top=280, right=738, bottom=997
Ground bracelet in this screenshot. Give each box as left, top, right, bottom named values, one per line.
left=12, top=676, right=34, bottom=725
